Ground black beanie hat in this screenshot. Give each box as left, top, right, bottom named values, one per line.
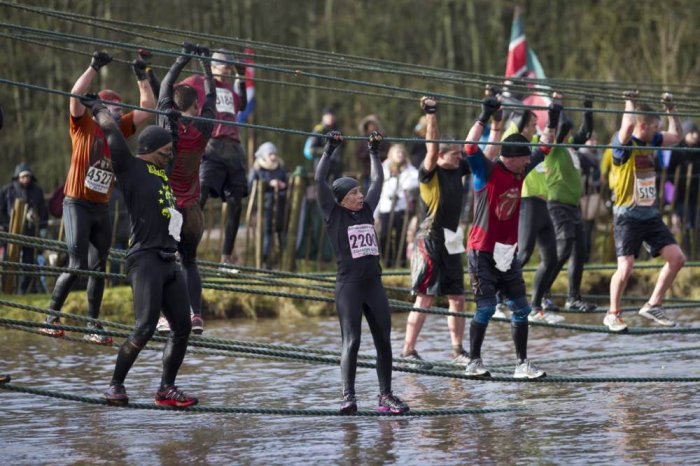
left=501, top=133, right=531, bottom=158
left=137, top=126, right=172, bottom=155
left=332, top=177, right=359, bottom=203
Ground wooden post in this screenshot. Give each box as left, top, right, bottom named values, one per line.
left=244, top=179, right=258, bottom=266
left=282, top=168, right=307, bottom=271
left=255, top=178, right=264, bottom=269
left=3, top=198, right=27, bottom=294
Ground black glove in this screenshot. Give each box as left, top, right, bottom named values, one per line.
left=368, top=130, right=383, bottom=152
left=583, top=96, right=593, bottom=109
left=556, top=115, right=573, bottom=144
left=477, top=97, right=501, bottom=124
left=421, top=97, right=437, bottom=114
left=132, top=59, right=149, bottom=81
left=80, top=93, right=107, bottom=117
left=196, top=44, right=211, bottom=58
left=324, top=130, right=344, bottom=154
left=547, top=102, right=563, bottom=129
left=176, top=42, right=197, bottom=65
left=90, top=51, right=112, bottom=71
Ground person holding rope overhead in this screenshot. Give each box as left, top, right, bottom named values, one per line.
left=315, top=130, right=409, bottom=415
left=80, top=94, right=198, bottom=408
left=401, top=97, right=471, bottom=367
left=605, top=91, right=685, bottom=332
left=153, top=42, right=217, bottom=335
left=41, top=50, right=155, bottom=344
left=463, top=95, right=547, bottom=379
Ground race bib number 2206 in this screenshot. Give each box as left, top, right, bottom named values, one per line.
left=347, top=224, right=379, bottom=259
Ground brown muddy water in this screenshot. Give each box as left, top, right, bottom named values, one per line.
left=1, top=309, right=699, bottom=465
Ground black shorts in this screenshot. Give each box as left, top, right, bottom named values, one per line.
left=410, top=235, right=464, bottom=296
left=614, top=214, right=677, bottom=258
left=467, top=250, right=526, bottom=306
left=547, top=201, right=582, bottom=241
left=200, top=138, right=249, bottom=199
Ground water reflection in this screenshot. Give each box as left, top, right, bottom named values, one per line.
left=1, top=312, right=700, bottom=464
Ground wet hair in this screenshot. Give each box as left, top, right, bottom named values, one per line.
left=173, top=85, right=198, bottom=112
left=438, top=134, right=461, bottom=155
left=635, top=103, right=658, bottom=125
left=517, top=110, right=536, bottom=133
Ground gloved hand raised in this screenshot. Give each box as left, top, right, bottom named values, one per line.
left=90, top=51, right=112, bottom=71
left=477, top=96, right=501, bottom=125
left=547, top=102, right=563, bottom=130
left=132, top=58, right=149, bottom=81
left=79, top=93, right=107, bottom=117
left=368, top=130, right=383, bottom=152
left=420, top=96, right=437, bottom=114
left=324, top=130, right=344, bottom=154
left=661, top=92, right=675, bottom=111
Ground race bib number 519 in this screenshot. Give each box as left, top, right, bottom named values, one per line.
left=347, top=224, right=379, bottom=259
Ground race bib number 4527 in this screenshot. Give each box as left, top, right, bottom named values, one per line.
left=84, top=166, right=114, bottom=194
left=347, top=224, right=379, bottom=259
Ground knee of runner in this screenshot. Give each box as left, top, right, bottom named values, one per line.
left=510, top=297, right=531, bottom=323
left=474, top=305, right=496, bottom=325
left=133, top=323, right=157, bottom=343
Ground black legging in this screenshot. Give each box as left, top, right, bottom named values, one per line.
left=49, top=197, right=111, bottom=319
left=178, top=204, right=204, bottom=316
left=517, top=197, right=557, bottom=307
left=111, top=250, right=191, bottom=389
left=199, top=187, right=243, bottom=257
left=336, top=277, right=393, bottom=397
left=549, top=213, right=586, bottom=300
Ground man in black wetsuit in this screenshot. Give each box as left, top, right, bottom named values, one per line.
left=82, top=95, right=198, bottom=408
left=315, top=130, right=409, bottom=415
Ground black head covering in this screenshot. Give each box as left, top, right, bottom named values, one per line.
left=332, top=177, right=359, bottom=203
left=137, top=126, right=172, bottom=155
left=501, top=133, right=531, bottom=158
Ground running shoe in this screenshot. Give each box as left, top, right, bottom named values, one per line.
left=639, top=303, right=676, bottom=327
left=542, top=296, right=559, bottom=312
left=83, top=321, right=113, bottom=345
left=565, top=298, right=597, bottom=312
left=399, top=350, right=434, bottom=370
left=340, top=394, right=357, bottom=414
left=452, top=350, right=471, bottom=365
left=603, top=312, right=628, bottom=332
left=513, top=359, right=546, bottom=379
left=156, top=315, right=171, bottom=334
left=528, top=308, right=565, bottom=324
left=377, top=392, right=409, bottom=414
left=155, top=386, right=199, bottom=408
left=104, top=383, right=129, bottom=406
left=39, top=317, right=64, bottom=338
left=465, top=357, right=491, bottom=377
left=0, top=374, right=10, bottom=384
left=493, top=302, right=510, bottom=319
left=191, top=314, right=204, bottom=335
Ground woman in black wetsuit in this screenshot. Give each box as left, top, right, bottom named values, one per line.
left=315, top=130, right=409, bottom=414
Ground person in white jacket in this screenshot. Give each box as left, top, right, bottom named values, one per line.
left=374, top=144, right=419, bottom=267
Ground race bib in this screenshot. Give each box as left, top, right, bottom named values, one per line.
left=634, top=175, right=656, bottom=207
left=443, top=227, right=465, bottom=255
left=215, top=88, right=235, bottom=114
left=493, top=242, right=516, bottom=272
left=84, top=166, right=114, bottom=194
left=167, top=207, right=183, bottom=242
left=347, top=224, right=379, bottom=259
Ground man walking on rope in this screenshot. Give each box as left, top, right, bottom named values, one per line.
left=463, top=95, right=546, bottom=379
left=81, top=94, right=198, bottom=407
left=41, top=50, right=155, bottom=343
left=401, top=97, right=471, bottom=367
left=180, top=49, right=248, bottom=268
left=316, top=130, right=409, bottom=414
left=154, top=43, right=217, bottom=335
left=605, top=92, right=685, bottom=332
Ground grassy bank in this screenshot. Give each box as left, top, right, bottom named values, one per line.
left=1, top=264, right=698, bottom=324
